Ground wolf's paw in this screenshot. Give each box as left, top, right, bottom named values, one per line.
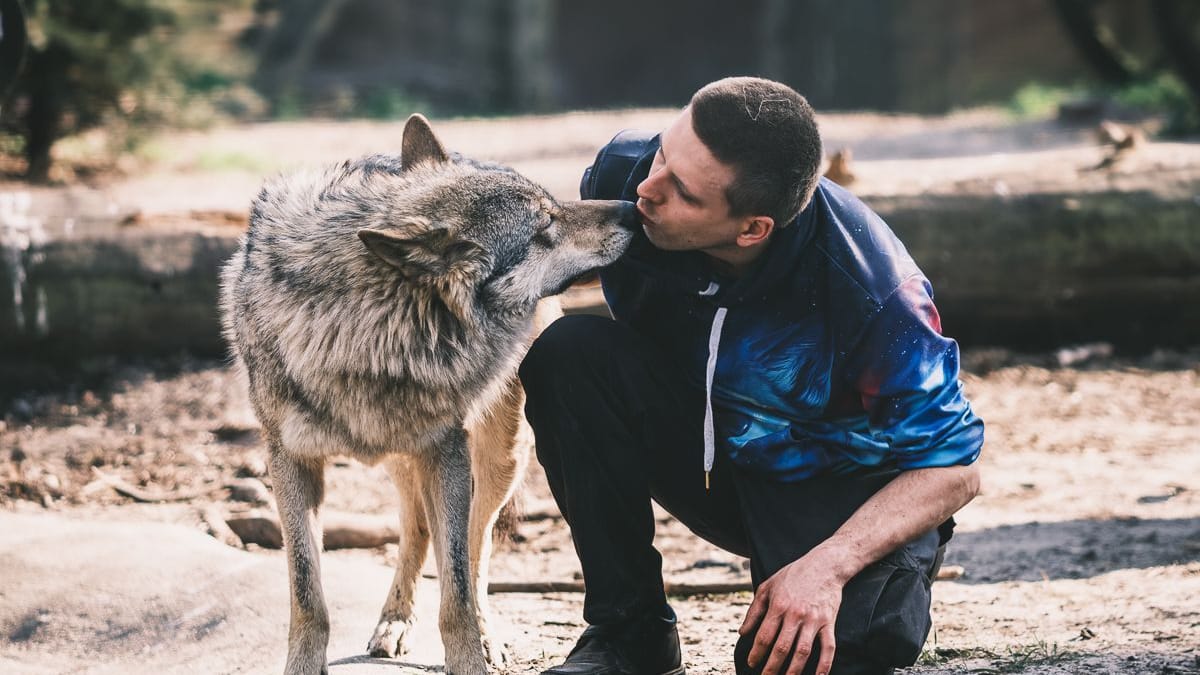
left=444, top=650, right=491, bottom=675
left=366, top=618, right=414, bottom=658
left=481, top=631, right=508, bottom=669
left=283, top=653, right=328, bottom=675
left=284, top=628, right=330, bottom=675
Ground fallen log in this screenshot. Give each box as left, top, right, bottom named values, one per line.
left=4, top=142, right=1199, bottom=384
left=223, top=509, right=400, bottom=550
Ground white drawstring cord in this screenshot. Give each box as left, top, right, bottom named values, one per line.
left=703, top=307, right=728, bottom=490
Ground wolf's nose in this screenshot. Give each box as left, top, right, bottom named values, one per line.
left=617, top=201, right=640, bottom=232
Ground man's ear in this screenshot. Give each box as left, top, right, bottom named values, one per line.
left=401, top=114, right=449, bottom=171
left=737, top=216, right=775, bottom=248
left=358, top=224, right=483, bottom=279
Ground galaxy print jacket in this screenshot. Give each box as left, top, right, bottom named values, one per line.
left=583, top=130, right=984, bottom=482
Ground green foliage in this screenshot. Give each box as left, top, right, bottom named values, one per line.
left=358, top=88, right=428, bottom=121
left=918, top=640, right=1074, bottom=673
left=1008, top=82, right=1089, bottom=119
left=3, top=0, right=260, bottom=181
left=1113, top=72, right=1200, bottom=135
left=193, top=148, right=273, bottom=173
left=1008, top=76, right=1200, bottom=135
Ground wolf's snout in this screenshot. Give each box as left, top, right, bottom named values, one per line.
left=616, top=201, right=639, bottom=232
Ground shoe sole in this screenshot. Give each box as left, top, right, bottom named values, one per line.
left=660, top=668, right=687, bottom=675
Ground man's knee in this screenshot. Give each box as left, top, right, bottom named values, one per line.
left=519, top=314, right=625, bottom=393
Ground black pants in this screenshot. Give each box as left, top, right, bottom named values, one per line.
left=520, top=315, right=943, bottom=675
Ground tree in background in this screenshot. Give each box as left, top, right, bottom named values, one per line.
left=1052, top=0, right=1200, bottom=132
left=2, top=0, right=256, bottom=183
left=0, top=0, right=27, bottom=108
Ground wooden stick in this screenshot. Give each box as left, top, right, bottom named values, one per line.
left=488, top=566, right=965, bottom=596
left=223, top=510, right=400, bottom=550
left=90, top=467, right=217, bottom=503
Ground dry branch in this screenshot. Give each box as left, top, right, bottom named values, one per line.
left=488, top=565, right=965, bottom=596
left=90, top=468, right=217, bottom=503
left=223, top=510, right=400, bottom=550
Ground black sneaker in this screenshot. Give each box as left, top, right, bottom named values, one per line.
left=541, top=607, right=686, bottom=675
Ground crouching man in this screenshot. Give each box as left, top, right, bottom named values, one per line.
left=519, top=76, right=984, bottom=675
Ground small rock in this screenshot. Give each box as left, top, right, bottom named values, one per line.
left=235, top=456, right=268, bottom=478
left=42, top=473, right=61, bottom=491
left=10, top=399, right=34, bottom=422
left=226, top=477, right=271, bottom=504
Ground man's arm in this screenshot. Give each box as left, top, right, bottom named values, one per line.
left=740, top=464, right=980, bottom=675
left=742, top=276, right=984, bottom=675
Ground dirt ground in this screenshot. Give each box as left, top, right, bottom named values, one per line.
left=2, top=348, right=1198, bottom=674
left=2, top=109, right=1200, bottom=673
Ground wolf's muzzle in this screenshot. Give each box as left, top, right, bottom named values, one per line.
left=616, top=201, right=640, bottom=232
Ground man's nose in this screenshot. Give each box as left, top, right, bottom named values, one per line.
left=635, top=173, right=662, bottom=203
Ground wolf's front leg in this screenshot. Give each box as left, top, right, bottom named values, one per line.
left=423, top=427, right=489, bottom=675
left=467, top=378, right=531, bottom=669
left=368, top=455, right=430, bottom=658
left=269, top=445, right=330, bottom=675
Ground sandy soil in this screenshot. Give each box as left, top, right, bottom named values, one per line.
left=2, top=110, right=1199, bottom=673
left=2, top=347, right=1198, bottom=674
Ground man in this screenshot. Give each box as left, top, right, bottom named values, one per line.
left=518, top=77, right=984, bottom=675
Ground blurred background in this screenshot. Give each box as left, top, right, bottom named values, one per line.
left=1, top=3, right=1199, bottom=674
left=2, top=0, right=1199, bottom=180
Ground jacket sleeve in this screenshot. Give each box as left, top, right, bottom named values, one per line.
left=844, top=276, right=984, bottom=469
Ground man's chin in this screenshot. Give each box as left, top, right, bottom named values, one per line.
left=642, top=226, right=686, bottom=252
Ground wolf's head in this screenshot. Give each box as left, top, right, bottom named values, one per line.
left=357, top=115, right=637, bottom=318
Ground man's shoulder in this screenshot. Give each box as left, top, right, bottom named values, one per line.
left=580, top=130, right=659, bottom=201
left=809, top=178, right=924, bottom=307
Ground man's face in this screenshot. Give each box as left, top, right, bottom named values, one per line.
left=635, top=108, right=746, bottom=254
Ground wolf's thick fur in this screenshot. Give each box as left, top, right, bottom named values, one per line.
left=219, top=115, right=635, bottom=675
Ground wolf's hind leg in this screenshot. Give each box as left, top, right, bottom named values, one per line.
left=466, top=377, right=530, bottom=668
left=368, top=455, right=430, bottom=658
left=424, top=427, right=488, bottom=675
left=269, top=443, right=330, bottom=675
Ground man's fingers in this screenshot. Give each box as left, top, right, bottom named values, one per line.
left=746, top=611, right=782, bottom=669
left=782, top=622, right=817, bottom=675
left=759, top=619, right=800, bottom=675
left=811, top=624, right=837, bottom=675
left=738, top=585, right=770, bottom=636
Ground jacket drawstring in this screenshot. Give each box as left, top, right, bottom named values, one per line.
left=703, top=306, right=727, bottom=490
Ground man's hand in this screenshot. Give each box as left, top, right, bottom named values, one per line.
left=738, top=549, right=848, bottom=675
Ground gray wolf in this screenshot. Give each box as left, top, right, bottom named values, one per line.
left=219, top=114, right=636, bottom=675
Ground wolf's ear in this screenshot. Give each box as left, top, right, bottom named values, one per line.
left=358, top=225, right=483, bottom=279
left=401, top=114, right=449, bottom=171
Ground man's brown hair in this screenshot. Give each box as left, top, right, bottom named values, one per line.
left=689, top=76, right=822, bottom=227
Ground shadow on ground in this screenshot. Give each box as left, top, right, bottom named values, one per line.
left=945, top=516, right=1200, bottom=584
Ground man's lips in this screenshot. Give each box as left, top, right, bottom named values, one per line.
left=636, top=203, right=656, bottom=228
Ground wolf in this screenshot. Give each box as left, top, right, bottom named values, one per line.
left=219, top=114, right=637, bottom=675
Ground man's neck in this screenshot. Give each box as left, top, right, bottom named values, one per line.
left=702, top=237, right=772, bottom=279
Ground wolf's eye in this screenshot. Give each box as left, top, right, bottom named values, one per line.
left=533, top=219, right=556, bottom=247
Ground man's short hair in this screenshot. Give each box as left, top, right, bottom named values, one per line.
left=689, top=76, right=822, bottom=227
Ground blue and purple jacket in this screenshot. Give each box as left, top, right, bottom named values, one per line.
left=583, top=130, right=984, bottom=482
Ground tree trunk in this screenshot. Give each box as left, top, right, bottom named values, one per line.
left=23, top=44, right=70, bottom=183
left=508, top=0, right=555, bottom=111
left=254, top=0, right=349, bottom=102
left=1151, top=0, right=1200, bottom=108
left=0, top=0, right=28, bottom=105
left=1050, top=0, right=1139, bottom=86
